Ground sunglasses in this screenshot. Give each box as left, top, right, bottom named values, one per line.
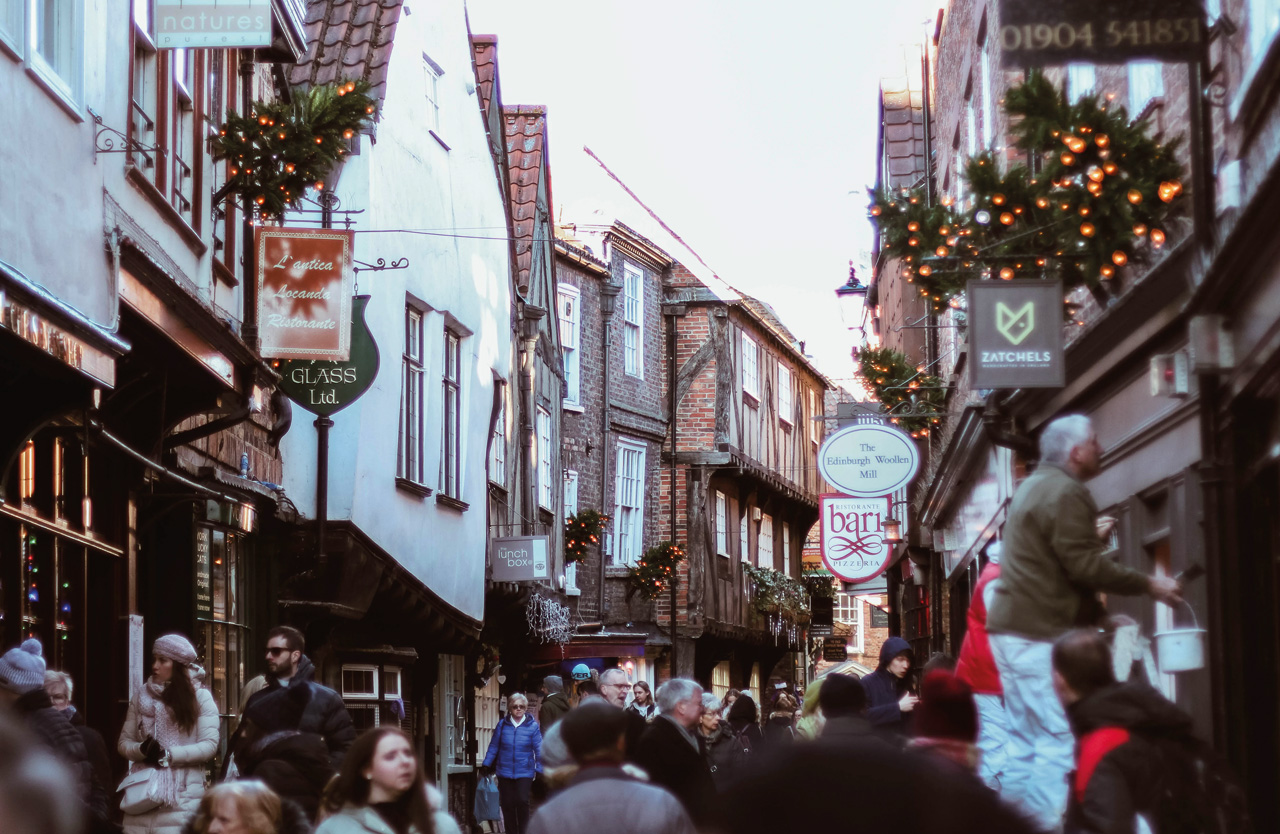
left=266, top=647, right=294, bottom=657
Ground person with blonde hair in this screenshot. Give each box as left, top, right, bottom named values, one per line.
left=182, top=781, right=309, bottom=834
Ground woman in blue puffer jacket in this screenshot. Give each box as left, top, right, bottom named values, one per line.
left=480, top=693, right=542, bottom=834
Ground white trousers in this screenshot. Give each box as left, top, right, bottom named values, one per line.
left=974, top=692, right=1010, bottom=792
left=989, top=633, right=1075, bottom=833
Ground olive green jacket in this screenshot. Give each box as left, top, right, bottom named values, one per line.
left=987, top=463, right=1149, bottom=640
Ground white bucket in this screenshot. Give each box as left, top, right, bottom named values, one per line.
left=1154, top=601, right=1206, bottom=674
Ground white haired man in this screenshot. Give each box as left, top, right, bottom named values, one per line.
left=632, top=678, right=715, bottom=824
left=987, top=414, right=1182, bottom=832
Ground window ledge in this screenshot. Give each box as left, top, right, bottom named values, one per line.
left=605, top=566, right=632, bottom=579
left=429, top=130, right=450, bottom=151
left=742, top=391, right=760, bottom=408
left=125, top=166, right=208, bottom=257
left=563, top=402, right=585, bottom=413
left=213, top=258, right=239, bottom=288
left=0, top=29, right=20, bottom=62
left=396, top=477, right=433, bottom=499
left=435, top=493, right=470, bottom=513
left=565, top=587, right=582, bottom=597
left=24, top=61, right=84, bottom=123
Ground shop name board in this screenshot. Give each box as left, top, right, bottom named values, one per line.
left=822, top=638, right=848, bottom=663
left=256, top=227, right=355, bottom=361
left=0, top=290, right=115, bottom=387
left=492, top=535, right=550, bottom=582
left=155, top=0, right=273, bottom=48
left=194, top=528, right=212, bottom=618
left=819, top=495, right=892, bottom=584
left=870, top=606, right=889, bottom=629
left=968, top=280, right=1066, bottom=389
left=276, top=295, right=380, bottom=416
left=997, top=0, right=1204, bottom=67
left=818, top=424, right=920, bottom=497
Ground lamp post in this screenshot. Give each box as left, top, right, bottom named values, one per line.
left=835, top=262, right=869, bottom=344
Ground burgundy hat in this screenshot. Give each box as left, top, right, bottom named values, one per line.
left=913, top=670, right=978, bottom=742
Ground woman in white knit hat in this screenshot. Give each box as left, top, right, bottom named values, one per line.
left=118, top=633, right=219, bottom=834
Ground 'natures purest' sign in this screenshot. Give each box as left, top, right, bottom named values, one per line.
left=256, top=227, right=355, bottom=361
left=817, top=424, right=920, bottom=498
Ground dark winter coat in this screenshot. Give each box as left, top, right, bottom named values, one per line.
left=1064, top=682, right=1212, bottom=834
left=863, top=636, right=913, bottom=732
left=711, top=735, right=1037, bottom=834
left=67, top=706, right=119, bottom=833
left=482, top=714, right=543, bottom=779
left=632, top=715, right=715, bottom=824
left=622, top=708, right=648, bottom=760
left=538, top=692, right=571, bottom=733
left=14, top=688, right=103, bottom=817
left=762, top=713, right=796, bottom=746
left=821, top=715, right=896, bottom=754
left=180, top=796, right=312, bottom=834
left=701, top=723, right=750, bottom=789
left=238, top=655, right=356, bottom=770
left=237, top=730, right=334, bottom=821
left=724, top=695, right=765, bottom=752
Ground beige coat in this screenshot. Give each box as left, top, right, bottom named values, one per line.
left=117, top=686, right=219, bottom=834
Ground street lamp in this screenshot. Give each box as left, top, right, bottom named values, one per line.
left=835, top=262, right=869, bottom=335
left=883, top=516, right=903, bottom=544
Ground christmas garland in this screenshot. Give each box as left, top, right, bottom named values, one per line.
left=211, top=80, right=378, bottom=218
left=626, top=542, right=685, bottom=601
left=870, top=69, right=1186, bottom=312
left=855, top=346, right=945, bottom=436
left=744, top=564, right=811, bottom=621
left=565, top=510, right=610, bottom=565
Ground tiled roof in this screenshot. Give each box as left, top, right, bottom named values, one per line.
left=288, top=0, right=404, bottom=104
left=471, top=34, right=498, bottom=115
left=880, top=45, right=927, bottom=190
left=504, top=105, right=547, bottom=292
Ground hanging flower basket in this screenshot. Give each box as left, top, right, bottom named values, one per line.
left=744, top=565, right=811, bottom=622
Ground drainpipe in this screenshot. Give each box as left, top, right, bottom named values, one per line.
left=598, top=282, right=620, bottom=617
left=241, top=53, right=259, bottom=351
left=665, top=292, right=685, bottom=676
left=519, top=307, right=543, bottom=536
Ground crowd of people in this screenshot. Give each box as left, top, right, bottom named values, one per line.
left=0, top=416, right=1251, bottom=834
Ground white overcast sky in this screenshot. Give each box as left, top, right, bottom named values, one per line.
left=464, top=0, right=941, bottom=386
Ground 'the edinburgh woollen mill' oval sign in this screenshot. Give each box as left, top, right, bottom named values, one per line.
left=817, top=424, right=920, bottom=497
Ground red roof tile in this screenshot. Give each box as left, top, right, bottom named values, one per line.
left=471, top=35, right=498, bottom=114
left=503, top=105, right=548, bottom=292
left=288, top=0, right=404, bottom=107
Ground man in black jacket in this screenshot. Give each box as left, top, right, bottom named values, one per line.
left=1052, top=629, right=1250, bottom=834
left=861, top=636, right=919, bottom=733
left=632, top=678, right=716, bottom=824
left=231, top=626, right=355, bottom=773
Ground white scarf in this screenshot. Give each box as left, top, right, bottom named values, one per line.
left=133, top=669, right=203, bottom=808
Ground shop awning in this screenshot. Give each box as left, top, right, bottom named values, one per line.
left=526, top=634, right=649, bottom=661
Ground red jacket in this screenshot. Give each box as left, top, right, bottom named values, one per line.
left=955, top=563, right=1002, bottom=695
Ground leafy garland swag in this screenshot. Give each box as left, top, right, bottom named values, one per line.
left=869, top=69, right=1187, bottom=314
left=855, top=345, right=944, bottom=436
left=626, top=542, right=685, bottom=601
left=565, top=510, right=610, bottom=565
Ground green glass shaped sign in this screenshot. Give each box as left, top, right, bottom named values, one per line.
left=275, top=295, right=379, bottom=415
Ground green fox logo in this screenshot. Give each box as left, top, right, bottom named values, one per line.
left=996, top=301, right=1035, bottom=345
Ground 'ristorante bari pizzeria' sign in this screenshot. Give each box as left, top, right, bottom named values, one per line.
left=256, top=227, right=355, bottom=361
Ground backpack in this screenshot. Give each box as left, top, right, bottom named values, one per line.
left=1144, top=735, right=1253, bottom=834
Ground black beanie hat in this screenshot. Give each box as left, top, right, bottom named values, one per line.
left=559, top=700, right=628, bottom=762
left=818, top=673, right=867, bottom=718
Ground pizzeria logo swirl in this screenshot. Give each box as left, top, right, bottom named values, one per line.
left=826, top=533, right=886, bottom=568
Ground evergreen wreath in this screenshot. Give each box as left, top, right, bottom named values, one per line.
left=565, top=509, right=610, bottom=565
left=211, top=80, right=378, bottom=218
left=869, top=69, right=1187, bottom=313
left=744, top=564, right=811, bottom=621
left=626, top=542, right=685, bottom=601
left=855, top=345, right=945, bottom=436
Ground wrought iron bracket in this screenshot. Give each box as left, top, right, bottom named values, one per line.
left=353, top=257, right=410, bottom=275
left=88, top=107, right=160, bottom=166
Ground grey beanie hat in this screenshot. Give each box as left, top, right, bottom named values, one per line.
left=0, top=639, right=47, bottom=694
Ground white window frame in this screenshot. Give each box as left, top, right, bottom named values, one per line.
left=440, top=328, right=464, bottom=498
left=0, top=0, right=21, bottom=56
left=488, top=383, right=506, bottom=485
left=739, top=510, right=749, bottom=562
left=778, top=365, right=793, bottom=426
left=980, top=48, right=994, bottom=148
left=537, top=406, right=553, bottom=509
left=623, top=263, right=643, bottom=376
left=25, top=0, right=83, bottom=105
left=715, top=491, right=728, bottom=556
left=1067, top=63, right=1096, bottom=101
left=782, top=522, right=791, bottom=575
left=1127, top=61, right=1164, bottom=116
left=836, top=594, right=866, bottom=652
left=564, top=470, right=579, bottom=592
left=423, top=54, right=443, bottom=133
left=383, top=667, right=403, bottom=700
left=741, top=332, right=759, bottom=400
left=399, top=306, right=427, bottom=485
left=558, top=283, right=582, bottom=406
left=758, top=513, right=774, bottom=569
left=341, top=664, right=380, bottom=700
left=613, top=439, right=646, bottom=565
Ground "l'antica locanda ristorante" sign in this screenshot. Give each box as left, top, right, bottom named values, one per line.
left=256, top=227, right=355, bottom=361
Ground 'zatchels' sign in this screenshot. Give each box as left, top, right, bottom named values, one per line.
left=968, top=280, right=1066, bottom=389
left=998, top=0, right=1204, bottom=67
left=256, top=227, right=354, bottom=361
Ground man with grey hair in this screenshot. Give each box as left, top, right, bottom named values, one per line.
left=987, top=413, right=1182, bottom=832
left=633, top=678, right=715, bottom=823
left=539, top=674, right=571, bottom=733
left=598, top=668, right=648, bottom=757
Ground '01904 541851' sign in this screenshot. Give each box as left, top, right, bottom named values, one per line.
left=997, top=0, right=1204, bottom=68
left=819, top=495, right=891, bottom=585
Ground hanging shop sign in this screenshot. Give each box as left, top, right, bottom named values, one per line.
left=275, top=295, right=379, bottom=416
left=492, top=535, right=550, bottom=582
left=997, top=0, right=1204, bottom=68
left=870, top=605, right=890, bottom=629
left=154, top=0, right=274, bottom=48
left=818, top=424, right=919, bottom=497
left=819, top=495, right=892, bottom=585
left=256, top=227, right=354, bottom=361
left=809, top=596, right=834, bottom=636
left=194, top=527, right=213, bottom=619
left=968, top=280, right=1066, bottom=389
left=822, top=638, right=849, bottom=663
